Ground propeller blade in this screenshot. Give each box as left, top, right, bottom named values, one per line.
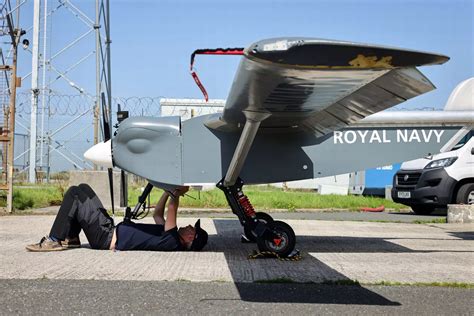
left=101, top=92, right=114, bottom=214
left=114, top=103, right=128, bottom=209
left=107, top=167, right=115, bottom=215
left=121, top=170, right=127, bottom=208
left=101, top=92, right=111, bottom=141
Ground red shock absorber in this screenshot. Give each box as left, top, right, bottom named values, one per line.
left=237, top=192, right=256, bottom=218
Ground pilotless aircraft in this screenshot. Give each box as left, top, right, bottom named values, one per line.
left=85, top=37, right=474, bottom=257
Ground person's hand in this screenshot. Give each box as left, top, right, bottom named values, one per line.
left=173, top=186, right=189, bottom=197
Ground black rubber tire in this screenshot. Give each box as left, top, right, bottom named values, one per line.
left=243, top=212, right=274, bottom=242
left=455, top=183, right=474, bottom=205
left=411, top=205, right=436, bottom=215
left=257, top=220, right=296, bottom=258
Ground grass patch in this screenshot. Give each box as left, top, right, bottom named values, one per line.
left=255, top=277, right=298, bottom=284
left=252, top=278, right=473, bottom=288
left=373, top=281, right=473, bottom=288
left=322, top=279, right=361, bottom=286
left=128, top=186, right=406, bottom=211
left=0, top=185, right=63, bottom=210
left=5, top=184, right=407, bottom=212
left=413, top=218, right=447, bottom=224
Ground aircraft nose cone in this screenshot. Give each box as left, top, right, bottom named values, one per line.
left=84, top=140, right=113, bottom=168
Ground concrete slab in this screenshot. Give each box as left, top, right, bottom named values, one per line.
left=448, top=204, right=474, bottom=223
left=68, top=170, right=127, bottom=208
left=1, top=216, right=473, bottom=284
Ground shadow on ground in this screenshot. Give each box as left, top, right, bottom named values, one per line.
left=449, top=231, right=474, bottom=240
left=211, top=219, right=402, bottom=305
left=203, top=282, right=401, bottom=305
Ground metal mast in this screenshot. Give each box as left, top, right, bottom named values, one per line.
left=16, top=0, right=112, bottom=180
left=1, top=0, right=24, bottom=212
left=28, top=0, right=40, bottom=183
left=93, top=0, right=100, bottom=163
left=39, top=0, right=48, bottom=175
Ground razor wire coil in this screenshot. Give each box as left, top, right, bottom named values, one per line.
left=12, top=92, right=441, bottom=117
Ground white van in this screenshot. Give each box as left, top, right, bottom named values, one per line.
left=392, top=78, right=474, bottom=215
left=392, top=132, right=473, bottom=214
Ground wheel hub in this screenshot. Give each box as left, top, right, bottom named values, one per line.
left=468, top=190, right=474, bottom=205
left=267, top=232, right=288, bottom=251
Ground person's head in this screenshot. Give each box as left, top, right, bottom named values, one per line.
left=178, top=219, right=208, bottom=251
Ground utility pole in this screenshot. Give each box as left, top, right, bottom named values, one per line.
left=28, top=0, right=41, bottom=183
left=40, top=0, right=48, bottom=180
left=93, top=0, right=100, bottom=164
left=6, top=29, right=20, bottom=212
left=1, top=0, right=24, bottom=213
left=105, top=0, right=112, bottom=125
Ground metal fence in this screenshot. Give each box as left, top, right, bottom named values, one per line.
left=11, top=91, right=440, bottom=179
left=12, top=93, right=225, bottom=177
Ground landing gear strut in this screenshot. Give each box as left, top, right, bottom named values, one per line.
left=217, top=177, right=296, bottom=257
left=124, top=182, right=154, bottom=222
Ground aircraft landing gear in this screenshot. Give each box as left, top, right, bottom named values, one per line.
left=256, top=220, right=296, bottom=257
left=243, top=212, right=273, bottom=242
left=217, top=177, right=296, bottom=257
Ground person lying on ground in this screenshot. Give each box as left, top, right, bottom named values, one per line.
left=25, top=183, right=208, bottom=252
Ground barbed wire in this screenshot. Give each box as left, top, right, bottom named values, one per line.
left=114, top=96, right=162, bottom=117
left=13, top=92, right=441, bottom=117
left=14, top=93, right=227, bottom=117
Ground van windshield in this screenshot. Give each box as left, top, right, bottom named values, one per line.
left=451, top=130, right=473, bottom=151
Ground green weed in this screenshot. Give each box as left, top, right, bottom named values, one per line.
left=413, top=218, right=447, bottom=224
left=373, top=281, right=473, bottom=288
left=255, top=277, right=298, bottom=284
left=322, top=279, right=361, bottom=286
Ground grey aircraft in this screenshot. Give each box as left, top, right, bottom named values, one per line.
left=84, top=37, right=473, bottom=257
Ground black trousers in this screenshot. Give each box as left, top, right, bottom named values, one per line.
left=49, top=184, right=115, bottom=249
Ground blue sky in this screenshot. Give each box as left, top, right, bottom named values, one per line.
left=11, top=0, right=473, bottom=171
left=18, top=0, right=473, bottom=108
left=110, top=0, right=473, bottom=109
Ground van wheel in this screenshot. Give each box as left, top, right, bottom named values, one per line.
left=456, top=183, right=474, bottom=205
left=411, top=205, right=435, bottom=215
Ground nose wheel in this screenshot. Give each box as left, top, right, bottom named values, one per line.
left=243, top=212, right=274, bottom=242
left=256, top=220, right=296, bottom=257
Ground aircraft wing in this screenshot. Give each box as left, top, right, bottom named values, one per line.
left=206, top=38, right=449, bottom=136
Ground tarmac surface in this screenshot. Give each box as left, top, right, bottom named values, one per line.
left=1, top=214, right=473, bottom=284
left=1, top=212, right=473, bottom=314
left=1, top=279, right=473, bottom=315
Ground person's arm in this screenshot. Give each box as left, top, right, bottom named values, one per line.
left=164, top=195, right=178, bottom=232
left=164, top=186, right=189, bottom=232
left=153, top=192, right=169, bottom=225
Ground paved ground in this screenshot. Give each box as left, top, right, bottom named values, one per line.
left=30, top=206, right=448, bottom=223
left=1, top=279, right=473, bottom=315
left=181, top=209, right=448, bottom=223
left=1, top=215, right=473, bottom=284
left=1, top=213, right=473, bottom=314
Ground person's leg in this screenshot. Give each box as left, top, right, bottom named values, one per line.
left=26, top=185, right=87, bottom=252
left=78, top=183, right=105, bottom=209
left=75, top=191, right=114, bottom=250
left=49, top=186, right=88, bottom=241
